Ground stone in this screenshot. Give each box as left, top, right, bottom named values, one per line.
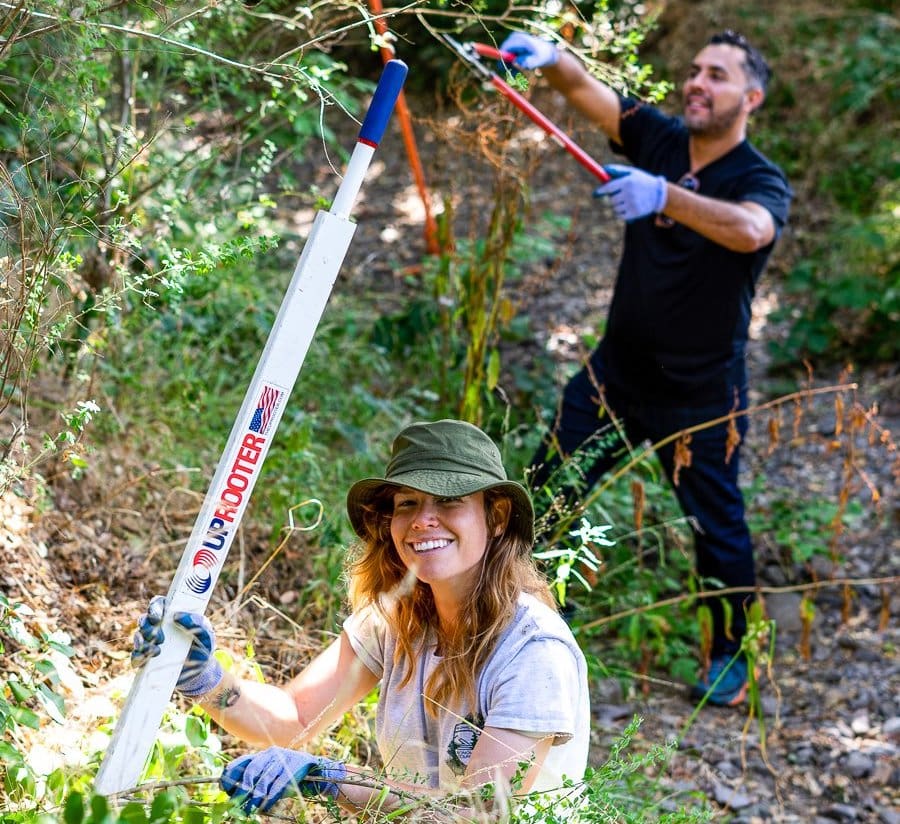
left=713, top=781, right=754, bottom=810
left=843, top=751, right=874, bottom=779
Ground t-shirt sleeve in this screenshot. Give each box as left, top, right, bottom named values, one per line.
left=736, top=165, right=792, bottom=231
left=343, top=607, right=386, bottom=679
left=609, top=95, right=641, bottom=157
left=611, top=95, right=682, bottom=169
left=483, top=637, right=584, bottom=745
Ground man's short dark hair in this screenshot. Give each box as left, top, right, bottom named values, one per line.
left=709, top=30, right=771, bottom=93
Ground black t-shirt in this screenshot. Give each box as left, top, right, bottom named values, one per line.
left=600, top=97, right=792, bottom=404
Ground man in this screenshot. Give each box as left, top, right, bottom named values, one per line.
left=501, top=29, right=792, bottom=706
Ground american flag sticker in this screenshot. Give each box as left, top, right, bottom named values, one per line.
left=249, top=384, right=284, bottom=435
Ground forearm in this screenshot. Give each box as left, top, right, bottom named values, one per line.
left=197, top=633, right=372, bottom=747
left=663, top=185, right=775, bottom=251
left=196, top=670, right=311, bottom=747
left=541, top=51, right=622, bottom=142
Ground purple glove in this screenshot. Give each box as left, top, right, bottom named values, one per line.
left=220, top=746, right=347, bottom=812
left=131, top=595, right=224, bottom=697
left=500, top=31, right=559, bottom=70
left=593, top=164, right=668, bottom=222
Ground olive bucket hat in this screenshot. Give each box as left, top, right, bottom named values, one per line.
left=346, top=419, right=534, bottom=546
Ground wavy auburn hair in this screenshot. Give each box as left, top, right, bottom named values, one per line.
left=346, top=486, right=554, bottom=716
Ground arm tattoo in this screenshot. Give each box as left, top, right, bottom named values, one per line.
left=204, top=682, right=241, bottom=711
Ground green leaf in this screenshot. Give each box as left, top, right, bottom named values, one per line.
left=11, top=705, right=40, bottom=729
left=6, top=762, right=36, bottom=799
left=118, top=802, right=150, bottom=824
left=37, top=683, right=67, bottom=724
left=627, top=614, right=642, bottom=650
left=64, top=792, right=85, bottom=824
left=87, top=793, right=112, bottom=824
left=36, top=657, right=63, bottom=681
left=486, top=348, right=500, bottom=391
left=0, top=739, right=25, bottom=765
left=181, top=807, right=206, bottom=824
left=721, top=598, right=734, bottom=642
left=7, top=679, right=33, bottom=703
left=47, top=639, right=76, bottom=657
left=47, top=767, right=67, bottom=795
left=185, top=713, right=208, bottom=747
left=149, top=790, right=177, bottom=824
left=6, top=617, right=39, bottom=649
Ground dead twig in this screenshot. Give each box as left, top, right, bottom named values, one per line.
left=576, top=575, right=898, bottom=633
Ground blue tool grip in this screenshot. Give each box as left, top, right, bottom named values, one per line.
left=358, top=59, right=408, bottom=147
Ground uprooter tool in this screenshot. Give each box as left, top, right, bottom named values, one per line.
left=93, top=59, right=408, bottom=796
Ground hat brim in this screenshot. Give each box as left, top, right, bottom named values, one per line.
left=346, top=473, right=534, bottom=546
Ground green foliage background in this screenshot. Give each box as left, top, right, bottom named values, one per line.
left=0, top=0, right=895, bottom=821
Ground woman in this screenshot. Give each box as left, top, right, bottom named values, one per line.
left=133, top=419, right=590, bottom=818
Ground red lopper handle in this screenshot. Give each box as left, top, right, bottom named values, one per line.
left=488, top=74, right=611, bottom=183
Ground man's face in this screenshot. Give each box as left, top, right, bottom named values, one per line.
left=682, top=43, right=762, bottom=137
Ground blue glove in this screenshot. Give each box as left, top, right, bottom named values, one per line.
left=220, top=746, right=347, bottom=812
left=593, top=164, right=668, bottom=222
left=500, top=31, right=559, bottom=70
left=131, top=595, right=224, bottom=697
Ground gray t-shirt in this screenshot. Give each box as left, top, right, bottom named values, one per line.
left=343, top=592, right=590, bottom=794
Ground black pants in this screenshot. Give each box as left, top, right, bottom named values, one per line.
left=530, top=349, right=754, bottom=657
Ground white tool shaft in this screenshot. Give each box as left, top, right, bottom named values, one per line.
left=93, top=57, right=408, bottom=798
left=94, top=211, right=356, bottom=795
left=331, top=143, right=376, bottom=219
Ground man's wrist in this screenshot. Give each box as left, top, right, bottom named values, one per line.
left=655, top=177, right=669, bottom=214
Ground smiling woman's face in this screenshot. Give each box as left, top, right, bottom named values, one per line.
left=389, top=488, right=491, bottom=594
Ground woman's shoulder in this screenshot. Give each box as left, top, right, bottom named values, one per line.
left=343, top=602, right=400, bottom=678
left=344, top=602, right=393, bottom=649
left=480, top=593, right=586, bottom=684
left=509, top=592, right=580, bottom=647
left=516, top=590, right=562, bottom=619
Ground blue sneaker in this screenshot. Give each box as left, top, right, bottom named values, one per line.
left=690, top=654, right=749, bottom=707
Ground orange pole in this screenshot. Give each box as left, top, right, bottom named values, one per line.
left=367, top=0, right=441, bottom=255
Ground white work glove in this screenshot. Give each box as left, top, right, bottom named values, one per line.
left=131, top=595, right=224, bottom=697
left=499, top=31, right=560, bottom=70
left=593, top=164, right=668, bottom=222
